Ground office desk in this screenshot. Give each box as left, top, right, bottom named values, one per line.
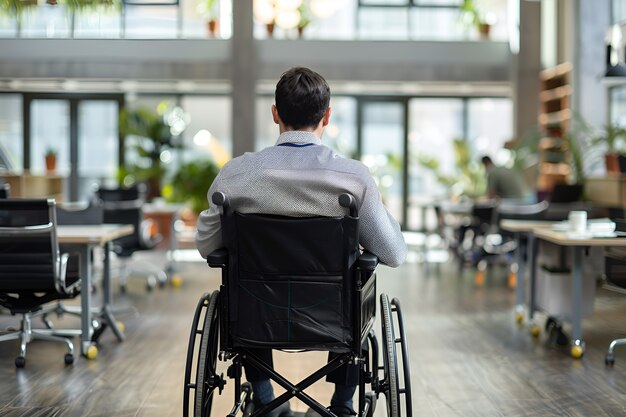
left=531, top=228, right=626, bottom=358
left=58, top=224, right=134, bottom=358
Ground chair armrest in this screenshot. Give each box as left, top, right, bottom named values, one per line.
left=357, top=250, right=379, bottom=272
left=207, top=248, right=228, bottom=268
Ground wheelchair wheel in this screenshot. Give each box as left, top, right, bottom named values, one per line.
left=380, top=294, right=413, bottom=417
left=183, top=290, right=222, bottom=417
left=380, top=294, right=399, bottom=417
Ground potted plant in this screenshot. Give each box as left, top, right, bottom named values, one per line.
left=162, top=159, right=220, bottom=217
left=297, top=0, right=312, bottom=38
left=118, top=102, right=188, bottom=200
left=1, top=0, right=38, bottom=23
left=45, top=147, right=57, bottom=173
left=197, top=0, right=219, bottom=37
left=592, top=122, right=626, bottom=175
left=460, top=0, right=491, bottom=40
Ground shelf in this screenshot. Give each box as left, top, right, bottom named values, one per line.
left=539, top=109, right=571, bottom=126
left=540, top=62, right=573, bottom=81
left=539, top=137, right=568, bottom=151
left=539, top=85, right=572, bottom=102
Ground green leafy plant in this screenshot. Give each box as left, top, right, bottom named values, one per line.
left=45, top=146, right=57, bottom=157
left=460, top=0, right=491, bottom=37
left=162, top=159, right=220, bottom=215
left=60, top=0, right=120, bottom=11
left=118, top=102, right=188, bottom=199
left=0, top=0, right=37, bottom=21
left=197, top=0, right=218, bottom=20
left=591, top=122, right=626, bottom=154
left=418, top=138, right=486, bottom=198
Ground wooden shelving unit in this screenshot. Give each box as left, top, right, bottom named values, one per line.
left=0, top=173, right=64, bottom=202
left=537, top=62, right=573, bottom=192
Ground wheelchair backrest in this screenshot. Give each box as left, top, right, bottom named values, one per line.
left=218, top=198, right=361, bottom=351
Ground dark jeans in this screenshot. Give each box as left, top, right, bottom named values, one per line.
left=243, top=349, right=360, bottom=386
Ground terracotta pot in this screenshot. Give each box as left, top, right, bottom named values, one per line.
left=478, top=23, right=491, bottom=40
left=297, top=26, right=305, bottom=38
left=266, top=23, right=275, bottom=37
left=605, top=152, right=621, bottom=174
left=207, top=19, right=218, bottom=37
left=45, top=155, right=57, bottom=172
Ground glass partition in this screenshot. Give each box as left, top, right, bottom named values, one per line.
left=78, top=100, right=120, bottom=197
left=0, top=95, right=23, bottom=173
left=30, top=99, right=71, bottom=176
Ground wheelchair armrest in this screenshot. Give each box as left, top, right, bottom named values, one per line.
left=357, top=250, right=379, bottom=272
left=207, top=248, right=228, bottom=268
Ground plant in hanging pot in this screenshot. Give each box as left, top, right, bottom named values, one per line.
left=591, top=122, right=626, bottom=175
left=197, top=0, right=219, bottom=37
left=45, top=147, right=58, bottom=173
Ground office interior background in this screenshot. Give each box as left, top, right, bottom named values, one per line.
left=1, top=0, right=626, bottom=416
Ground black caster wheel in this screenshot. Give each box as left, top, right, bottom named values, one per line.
left=64, top=353, right=74, bottom=365
left=15, top=356, right=25, bottom=368
left=91, top=322, right=108, bottom=343
left=605, top=354, right=615, bottom=366
left=120, top=285, right=127, bottom=294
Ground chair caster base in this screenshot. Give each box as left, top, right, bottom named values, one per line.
left=605, top=353, right=615, bottom=366
left=15, top=356, right=25, bottom=368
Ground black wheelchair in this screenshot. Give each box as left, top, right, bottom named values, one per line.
left=184, top=193, right=412, bottom=417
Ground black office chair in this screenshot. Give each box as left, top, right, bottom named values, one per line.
left=36, top=201, right=105, bottom=328
left=0, top=199, right=81, bottom=367
left=0, top=182, right=10, bottom=199
left=469, top=200, right=549, bottom=287
left=96, top=184, right=165, bottom=291
left=183, top=192, right=412, bottom=417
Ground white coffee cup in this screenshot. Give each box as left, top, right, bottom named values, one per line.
left=568, top=211, right=587, bottom=234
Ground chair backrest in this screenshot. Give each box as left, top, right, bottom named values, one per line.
left=0, top=182, right=10, bottom=199
left=498, top=200, right=549, bottom=221
left=96, top=185, right=146, bottom=251
left=550, top=184, right=583, bottom=203
left=0, top=199, right=76, bottom=305
left=56, top=201, right=104, bottom=225
left=216, top=192, right=359, bottom=351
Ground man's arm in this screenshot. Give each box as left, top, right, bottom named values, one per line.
left=195, top=176, right=224, bottom=259
left=358, top=168, right=407, bottom=268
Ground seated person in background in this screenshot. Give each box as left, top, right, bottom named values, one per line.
left=196, top=67, right=406, bottom=417
left=481, top=155, right=532, bottom=201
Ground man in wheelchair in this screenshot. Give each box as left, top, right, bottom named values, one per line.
left=194, top=67, right=407, bottom=417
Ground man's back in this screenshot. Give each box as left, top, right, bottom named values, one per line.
left=487, top=166, right=528, bottom=200
left=196, top=131, right=406, bottom=267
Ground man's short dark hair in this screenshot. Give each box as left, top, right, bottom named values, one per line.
left=275, top=67, right=330, bottom=130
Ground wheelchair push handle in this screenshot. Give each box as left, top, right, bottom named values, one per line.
left=212, top=192, right=230, bottom=210
left=339, top=193, right=358, bottom=217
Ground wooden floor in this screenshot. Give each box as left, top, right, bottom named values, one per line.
left=1, top=248, right=626, bottom=417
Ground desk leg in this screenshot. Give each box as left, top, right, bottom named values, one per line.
left=101, top=241, right=125, bottom=342
left=528, top=234, right=537, bottom=322
left=166, top=211, right=182, bottom=287
left=570, top=246, right=585, bottom=358
left=514, top=232, right=525, bottom=322
left=79, top=246, right=94, bottom=358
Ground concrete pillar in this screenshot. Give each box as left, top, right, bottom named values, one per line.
left=513, top=0, right=542, bottom=142
left=574, top=0, right=610, bottom=129
left=231, top=0, right=257, bottom=156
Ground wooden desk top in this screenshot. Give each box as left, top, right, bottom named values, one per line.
left=500, top=219, right=557, bottom=232
left=58, top=224, right=134, bottom=246
left=533, top=228, right=626, bottom=247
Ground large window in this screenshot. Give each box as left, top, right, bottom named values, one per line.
left=254, top=0, right=508, bottom=41
left=0, top=95, right=23, bottom=172
left=0, top=0, right=233, bottom=39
